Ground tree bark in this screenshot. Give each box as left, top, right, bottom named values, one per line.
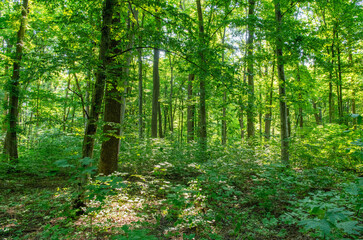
left=158, top=102, right=163, bottom=138
left=151, top=16, right=161, bottom=138
left=169, top=55, right=174, bottom=133
left=137, top=12, right=144, bottom=139
left=187, top=74, right=195, bottom=142
left=196, top=0, right=207, bottom=153
left=98, top=73, right=122, bottom=175
left=264, top=62, right=274, bottom=139
left=274, top=0, right=289, bottom=165
left=221, top=27, right=227, bottom=145
left=82, top=0, right=114, bottom=159
left=4, top=0, right=29, bottom=162
left=246, top=0, right=256, bottom=139
left=120, top=8, right=135, bottom=134
left=296, top=63, right=303, bottom=128
left=312, top=101, right=321, bottom=125
left=336, top=30, right=343, bottom=123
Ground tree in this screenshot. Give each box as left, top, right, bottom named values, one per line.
left=151, top=14, right=161, bottom=138
left=274, top=0, right=289, bottom=164
left=82, top=0, right=114, bottom=160
left=3, top=0, right=29, bottom=162
left=196, top=0, right=207, bottom=154
left=187, top=73, right=195, bottom=142
left=246, top=0, right=256, bottom=139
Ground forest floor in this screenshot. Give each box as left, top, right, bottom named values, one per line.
left=0, top=136, right=362, bottom=239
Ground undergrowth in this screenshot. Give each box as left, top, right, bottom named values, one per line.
left=0, top=124, right=362, bottom=239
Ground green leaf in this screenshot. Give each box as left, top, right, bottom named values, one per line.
left=54, top=159, right=75, bottom=168
left=299, top=219, right=331, bottom=235
left=309, top=206, right=326, bottom=219
left=336, top=221, right=362, bottom=235
left=79, top=157, right=94, bottom=166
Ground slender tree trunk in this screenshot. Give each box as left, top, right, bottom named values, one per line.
left=2, top=41, right=11, bottom=151
left=138, top=47, right=143, bottom=138
left=4, top=0, right=29, bottom=161
left=138, top=13, right=144, bottom=139
left=151, top=16, right=161, bottom=138
left=2, top=40, right=11, bottom=133
left=352, top=91, right=356, bottom=126
left=82, top=0, right=114, bottom=159
left=169, top=56, right=174, bottom=133
left=246, top=0, right=256, bottom=139
left=259, top=91, right=262, bottom=138
left=287, top=107, right=291, bottom=137
left=336, top=30, right=343, bottom=123
left=187, top=74, right=195, bottom=142
left=264, top=62, right=274, bottom=139
left=84, top=71, right=91, bottom=126
left=120, top=8, right=135, bottom=133
left=221, top=28, right=227, bottom=145
left=239, top=97, right=245, bottom=140
left=274, top=0, right=289, bottom=165
left=296, top=63, right=303, bottom=128
left=181, top=95, right=184, bottom=143
left=158, top=102, right=163, bottom=138
left=196, top=0, right=207, bottom=153
left=63, top=77, right=71, bottom=132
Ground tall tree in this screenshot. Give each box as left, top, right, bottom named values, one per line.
left=221, top=28, right=227, bottom=145
left=246, top=0, right=256, bottom=139
left=274, top=0, right=289, bottom=164
left=187, top=73, right=195, bottom=142
left=151, top=15, right=161, bottom=138
left=82, top=0, right=114, bottom=159
left=264, top=62, right=274, bottom=140
left=3, top=0, right=29, bottom=162
left=196, top=0, right=207, bottom=154
left=137, top=12, right=144, bottom=139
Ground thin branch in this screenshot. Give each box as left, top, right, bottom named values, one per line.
left=281, top=1, right=298, bottom=18
left=68, top=74, right=89, bottom=119
left=210, top=5, right=237, bottom=39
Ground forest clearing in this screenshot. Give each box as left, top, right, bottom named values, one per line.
left=0, top=0, right=362, bottom=239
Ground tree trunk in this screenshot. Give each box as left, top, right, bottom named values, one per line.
left=120, top=8, right=135, bottom=134
left=151, top=16, right=161, bottom=138
left=246, top=0, right=256, bottom=139
left=352, top=91, right=356, bottom=127
left=4, top=0, right=29, bottom=162
left=312, top=101, right=321, bottom=125
left=84, top=71, right=91, bottom=126
left=296, top=63, right=303, bottom=128
left=82, top=0, right=114, bottom=159
left=221, top=27, right=227, bottom=145
left=63, top=76, right=71, bottom=132
left=336, top=30, right=343, bottom=123
left=196, top=0, right=207, bottom=153
left=239, top=97, right=245, bottom=140
left=264, top=62, right=274, bottom=139
left=138, top=13, right=144, bottom=139
left=158, top=102, right=163, bottom=138
left=98, top=73, right=122, bottom=175
left=274, top=0, right=289, bottom=165
left=2, top=40, right=11, bottom=133
left=169, top=55, right=174, bottom=134
left=187, top=74, right=195, bottom=142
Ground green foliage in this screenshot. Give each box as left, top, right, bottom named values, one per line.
left=112, top=225, right=157, bottom=240
left=291, top=124, right=363, bottom=171
left=281, top=178, right=363, bottom=239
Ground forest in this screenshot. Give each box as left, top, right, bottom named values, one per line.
left=0, top=0, right=362, bottom=239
